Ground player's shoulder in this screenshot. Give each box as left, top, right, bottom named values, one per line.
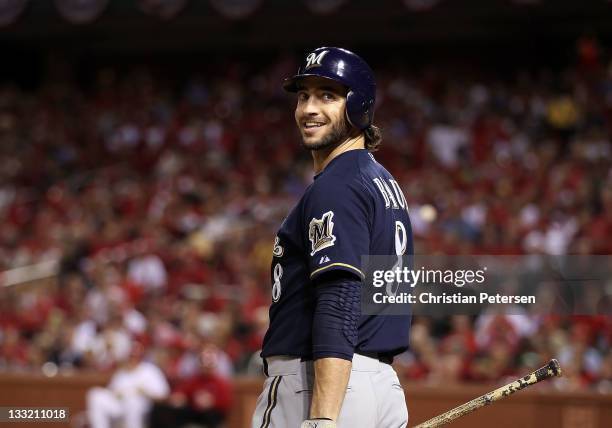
left=300, top=154, right=378, bottom=218
left=309, top=149, right=374, bottom=193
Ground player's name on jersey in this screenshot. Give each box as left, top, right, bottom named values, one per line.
left=372, top=292, right=536, bottom=305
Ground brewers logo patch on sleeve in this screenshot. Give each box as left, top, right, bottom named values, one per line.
left=308, top=211, right=336, bottom=256
left=302, top=176, right=372, bottom=281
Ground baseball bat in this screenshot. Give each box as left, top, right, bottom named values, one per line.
left=413, top=359, right=562, bottom=428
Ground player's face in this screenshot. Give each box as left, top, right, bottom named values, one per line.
left=294, top=77, right=351, bottom=151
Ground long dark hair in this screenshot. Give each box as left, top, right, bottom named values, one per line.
left=364, top=125, right=382, bottom=152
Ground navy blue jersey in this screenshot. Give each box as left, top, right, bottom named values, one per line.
left=261, top=149, right=413, bottom=359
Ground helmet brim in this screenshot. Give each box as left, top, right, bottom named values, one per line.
left=282, top=73, right=349, bottom=93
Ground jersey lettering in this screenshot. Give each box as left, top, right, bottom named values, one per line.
left=395, top=221, right=408, bottom=256
left=272, top=263, right=283, bottom=302
left=273, top=236, right=284, bottom=257
left=372, top=178, right=391, bottom=208
left=387, top=220, right=408, bottom=297
left=381, top=180, right=399, bottom=209
left=389, top=179, right=408, bottom=210
left=373, top=177, right=407, bottom=210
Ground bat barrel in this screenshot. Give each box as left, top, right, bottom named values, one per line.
left=548, top=359, right=562, bottom=377
left=413, top=359, right=563, bottom=428
left=535, top=359, right=563, bottom=382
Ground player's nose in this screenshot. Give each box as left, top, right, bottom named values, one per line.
left=300, top=95, right=321, bottom=116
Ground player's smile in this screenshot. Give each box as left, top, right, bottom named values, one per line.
left=303, top=121, right=326, bottom=129
left=302, top=120, right=328, bottom=135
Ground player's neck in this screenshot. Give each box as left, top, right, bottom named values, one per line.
left=312, top=134, right=365, bottom=174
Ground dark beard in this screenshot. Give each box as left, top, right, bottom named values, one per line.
left=301, top=115, right=352, bottom=151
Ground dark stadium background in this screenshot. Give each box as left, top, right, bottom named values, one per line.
left=0, top=1, right=611, bottom=427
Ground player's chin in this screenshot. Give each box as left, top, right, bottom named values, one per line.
left=301, top=125, right=324, bottom=138
left=301, top=136, right=329, bottom=151
left=300, top=132, right=317, bottom=145
left=301, top=128, right=327, bottom=145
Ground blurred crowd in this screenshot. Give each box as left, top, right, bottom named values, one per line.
left=0, top=48, right=611, bottom=405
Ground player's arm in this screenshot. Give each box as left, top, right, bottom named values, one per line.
left=309, top=271, right=361, bottom=422
left=310, top=358, right=351, bottom=421
left=303, top=179, right=371, bottom=425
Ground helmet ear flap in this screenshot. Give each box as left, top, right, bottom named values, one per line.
left=346, top=90, right=372, bottom=130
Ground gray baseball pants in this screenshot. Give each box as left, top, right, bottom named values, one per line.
left=252, top=354, right=408, bottom=428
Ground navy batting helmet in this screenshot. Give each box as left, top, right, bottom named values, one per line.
left=283, top=47, right=376, bottom=131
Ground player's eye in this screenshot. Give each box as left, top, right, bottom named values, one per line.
left=322, top=92, right=336, bottom=101
left=297, top=92, right=309, bottom=102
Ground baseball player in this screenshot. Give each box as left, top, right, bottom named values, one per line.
left=252, top=47, right=413, bottom=428
left=87, top=343, right=169, bottom=428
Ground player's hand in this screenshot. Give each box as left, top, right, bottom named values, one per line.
left=300, top=418, right=336, bottom=428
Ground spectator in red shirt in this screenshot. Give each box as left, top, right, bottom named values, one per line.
left=150, top=343, right=232, bottom=428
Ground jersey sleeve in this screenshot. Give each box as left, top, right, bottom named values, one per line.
left=303, top=177, right=372, bottom=281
